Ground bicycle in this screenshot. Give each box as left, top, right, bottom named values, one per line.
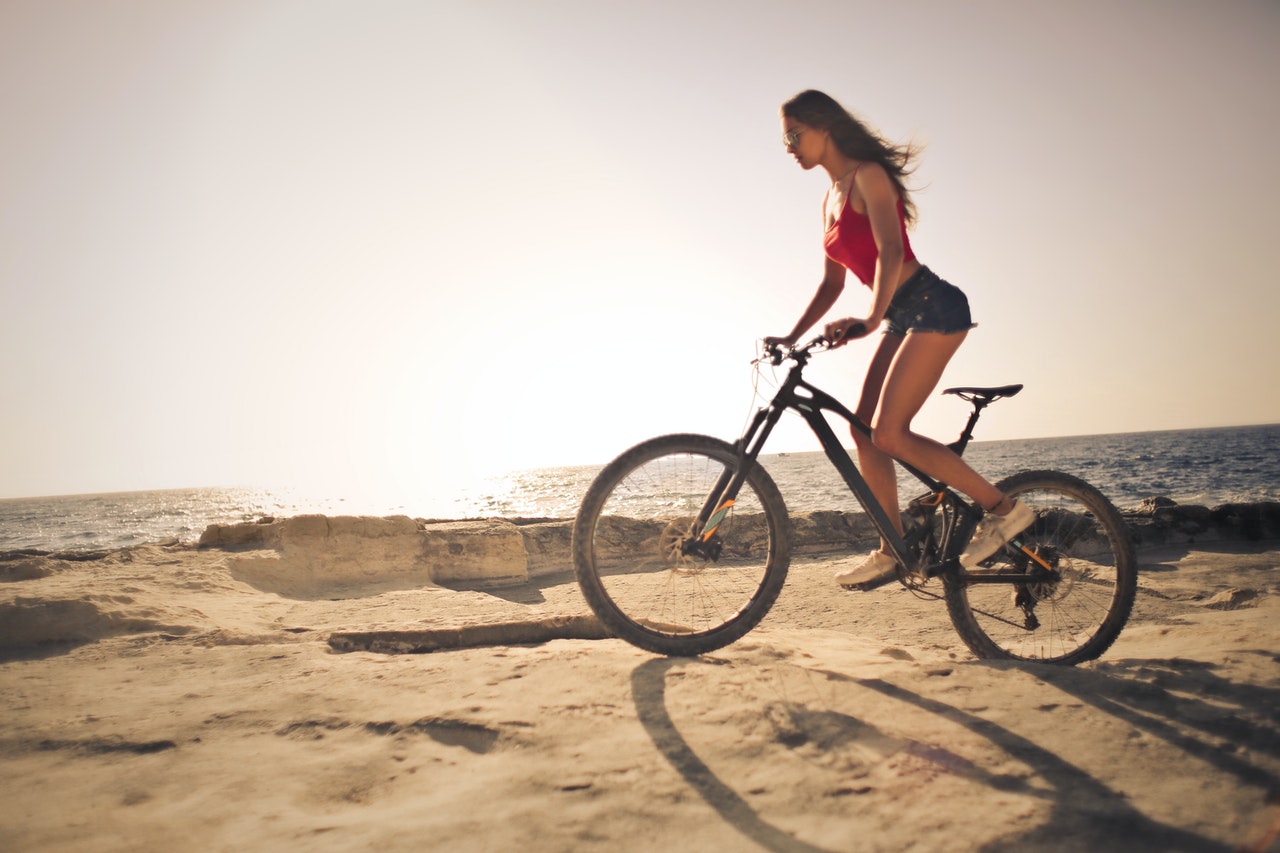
left=572, top=334, right=1137, bottom=665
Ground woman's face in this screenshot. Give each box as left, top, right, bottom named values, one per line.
left=782, top=117, right=821, bottom=170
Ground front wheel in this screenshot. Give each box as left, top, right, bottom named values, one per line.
left=573, top=434, right=791, bottom=656
left=943, top=470, right=1137, bottom=665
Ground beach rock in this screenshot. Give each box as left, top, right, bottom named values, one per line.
left=1209, top=502, right=1280, bottom=541
left=209, top=515, right=529, bottom=596
left=790, top=510, right=878, bottom=554
left=328, top=614, right=608, bottom=654
left=506, top=511, right=879, bottom=576
left=1123, top=498, right=1280, bottom=547
left=197, top=518, right=277, bottom=549
left=518, top=521, right=574, bottom=577
left=192, top=499, right=1280, bottom=592
left=1134, top=496, right=1178, bottom=514
left=419, top=520, right=528, bottom=586
left=221, top=515, right=438, bottom=597
left=1200, top=588, right=1260, bottom=610
left=1154, top=504, right=1213, bottom=534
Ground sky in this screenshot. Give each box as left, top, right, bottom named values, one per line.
left=2, top=0, right=1278, bottom=506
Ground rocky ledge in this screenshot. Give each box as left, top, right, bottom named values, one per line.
left=189, top=498, right=1280, bottom=590
left=1124, top=497, right=1280, bottom=547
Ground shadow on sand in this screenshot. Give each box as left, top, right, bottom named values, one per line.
left=631, top=655, right=1276, bottom=852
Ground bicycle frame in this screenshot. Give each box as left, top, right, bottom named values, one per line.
left=576, top=338, right=1134, bottom=663
left=690, top=341, right=981, bottom=580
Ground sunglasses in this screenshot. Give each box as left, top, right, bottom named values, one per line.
left=782, top=128, right=806, bottom=149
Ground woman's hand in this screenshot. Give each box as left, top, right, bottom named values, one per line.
left=823, top=317, right=876, bottom=347
left=762, top=334, right=797, bottom=349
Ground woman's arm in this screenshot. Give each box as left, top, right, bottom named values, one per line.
left=858, top=163, right=906, bottom=328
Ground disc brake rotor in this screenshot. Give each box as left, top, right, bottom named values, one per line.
left=658, top=517, right=709, bottom=575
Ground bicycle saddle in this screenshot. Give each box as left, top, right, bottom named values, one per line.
left=943, top=384, right=1024, bottom=404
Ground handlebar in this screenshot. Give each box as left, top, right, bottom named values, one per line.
left=760, top=323, right=867, bottom=366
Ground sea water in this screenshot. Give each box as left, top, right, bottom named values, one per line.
left=469, top=424, right=1280, bottom=520
left=2, top=424, right=1277, bottom=553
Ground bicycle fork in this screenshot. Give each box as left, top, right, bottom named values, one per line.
left=682, top=478, right=740, bottom=561
left=683, top=402, right=787, bottom=559
left=699, top=499, right=735, bottom=542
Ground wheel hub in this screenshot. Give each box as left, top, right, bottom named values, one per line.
left=658, top=518, right=718, bottom=574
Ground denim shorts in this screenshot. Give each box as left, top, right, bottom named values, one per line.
left=883, top=266, right=975, bottom=336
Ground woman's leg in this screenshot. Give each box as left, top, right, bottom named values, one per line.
left=869, top=331, right=1009, bottom=513
left=851, top=333, right=906, bottom=544
left=836, top=333, right=909, bottom=587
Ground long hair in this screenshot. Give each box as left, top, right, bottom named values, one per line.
left=782, top=90, right=920, bottom=225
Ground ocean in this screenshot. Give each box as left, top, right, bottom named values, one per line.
left=2, top=424, right=1277, bottom=554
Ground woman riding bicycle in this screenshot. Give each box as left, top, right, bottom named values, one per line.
left=766, top=89, right=1032, bottom=589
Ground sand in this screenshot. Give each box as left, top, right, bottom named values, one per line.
left=1, top=537, right=1277, bottom=852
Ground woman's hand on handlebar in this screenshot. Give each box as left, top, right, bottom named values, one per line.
left=759, top=334, right=805, bottom=365
left=823, top=317, right=875, bottom=348
left=762, top=334, right=797, bottom=349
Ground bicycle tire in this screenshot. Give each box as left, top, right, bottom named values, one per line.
left=573, top=434, right=792, bottom=656
left=943, top=470, right=1137, bottom=665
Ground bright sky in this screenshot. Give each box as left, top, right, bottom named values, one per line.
left=2, top=0, right=1278, bottom=505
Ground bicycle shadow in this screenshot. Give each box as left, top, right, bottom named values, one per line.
left=856, top=666, right=1273, bottom=852
left=630, top=657, right=832, bottom=853
left=1034, top=654, right=1280, bottom=793
left=631, top=655, right=1264, bottom=852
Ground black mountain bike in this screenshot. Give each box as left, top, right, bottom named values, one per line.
left=572, top=335, right=1137, bottom=665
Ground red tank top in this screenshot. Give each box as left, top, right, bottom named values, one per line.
left=823, top=192, right=916, bottom=285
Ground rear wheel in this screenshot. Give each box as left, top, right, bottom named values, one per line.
left=944, top=470, right=1136, bottom=665
left=573, top=434, right=791, bottom=656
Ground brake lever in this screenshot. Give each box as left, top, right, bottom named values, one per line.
left=754, top=341, right=781, bottom=366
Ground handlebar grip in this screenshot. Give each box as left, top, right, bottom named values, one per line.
left=843, top=322, right=867, bottom=340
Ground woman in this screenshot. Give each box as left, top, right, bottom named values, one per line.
left=767, top=89, right=1032, bottom=590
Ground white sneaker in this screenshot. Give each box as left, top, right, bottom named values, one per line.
left=835, top=550, right=899, bottom=590
left=960, top=500, right=1035, bottom=567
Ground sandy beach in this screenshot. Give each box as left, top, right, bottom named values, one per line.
left=1, top=531, right=1277, bottom=852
